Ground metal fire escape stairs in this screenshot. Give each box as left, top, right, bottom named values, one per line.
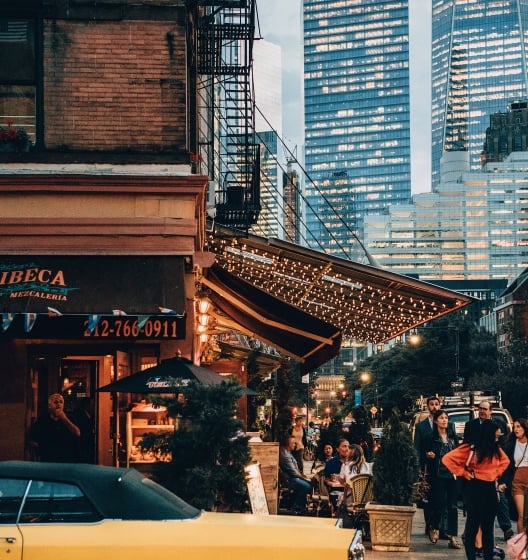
left=193, top=0, right=260, bottom=230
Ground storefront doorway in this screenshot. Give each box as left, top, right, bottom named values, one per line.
left=27, top=346, right=158, bottom=466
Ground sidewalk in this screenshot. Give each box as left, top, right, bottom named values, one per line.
left=301, top=460, right=507, bottom=559
left=365, top=510, right=506, bottom=560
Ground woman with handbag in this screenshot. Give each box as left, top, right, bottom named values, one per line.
left=424, top=409, right=461, bottom=549
left=442, top=420, right=510, bottom=560
left=504, top=418, right=528, bottom=534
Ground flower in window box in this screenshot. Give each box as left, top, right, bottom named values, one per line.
left=189, top=151, right=204, bottom=173
left=0, top=120, right=31, bottom=152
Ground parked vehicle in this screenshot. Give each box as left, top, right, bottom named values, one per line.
left=410, top=403, right=513, bottom=441
left=0, top=461, right=365, bottom=560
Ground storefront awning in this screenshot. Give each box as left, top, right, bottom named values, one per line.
left=0, top=256, right=186, bottom=339
left=205, top=232, right=475, bottom=345
left=202, top=265, right=342, bottom=374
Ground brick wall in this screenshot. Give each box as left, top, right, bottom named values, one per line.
left=43, top=18, right=187, bottom=152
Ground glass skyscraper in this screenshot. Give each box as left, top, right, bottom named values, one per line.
left=431, top=0, right=528, bottom=188
left=303, top=0, right=411, bottom=257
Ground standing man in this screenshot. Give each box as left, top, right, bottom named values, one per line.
left=29, top=393, right=81, bottom=463
left=464, top=400, right=514, bottom=541
left=279, top=434, right=311, bottom=514
left=414, top=396, right=442, bottom=535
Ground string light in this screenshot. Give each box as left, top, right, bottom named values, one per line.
left=206, top=232, right=470, bottom=344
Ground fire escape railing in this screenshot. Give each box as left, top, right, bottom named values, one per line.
left=194, top=0, right=260, bottom=230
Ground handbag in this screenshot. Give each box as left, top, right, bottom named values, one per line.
left=413, top=467, right=431, bottom=509
left=506, top=531, right=527, bottom=560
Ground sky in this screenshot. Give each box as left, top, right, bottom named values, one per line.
left=256, top=0, right=432, bottom=194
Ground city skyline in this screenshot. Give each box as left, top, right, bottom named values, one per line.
left=256, top=0, right=432, bottom=194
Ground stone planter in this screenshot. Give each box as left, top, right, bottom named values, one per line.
left=365, top=502, right=416, bottom=552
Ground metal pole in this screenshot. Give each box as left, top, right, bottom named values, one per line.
left=455, top=326, right=460, bottom=379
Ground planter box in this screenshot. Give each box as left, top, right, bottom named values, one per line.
left=365, top=503, right=416, bottom=552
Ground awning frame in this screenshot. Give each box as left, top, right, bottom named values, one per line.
left=206, top=231, right=475, bottom=345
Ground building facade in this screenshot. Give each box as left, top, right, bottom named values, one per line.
left=364, top=150, right=528, bottom=283
left=0, top=0, right=209, bottom=465
left=303, top=0, right=411, bottom=254
left=431, top=0, right=528, bottom=188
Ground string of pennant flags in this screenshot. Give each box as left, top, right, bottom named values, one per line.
left=1, top=306, right=185, bottom=334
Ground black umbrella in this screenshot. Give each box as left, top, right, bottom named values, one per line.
left=97, top=356, right=256, bottom=394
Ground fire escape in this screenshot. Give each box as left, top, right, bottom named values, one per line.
left=193, top=0, right=260, bottom=230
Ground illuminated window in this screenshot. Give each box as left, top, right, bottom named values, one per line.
left=0, top=15, right=36, bottom=142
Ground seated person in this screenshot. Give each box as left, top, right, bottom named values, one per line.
left=339, top=443, right=372, bottom=482
left=324, top=438, right=350, bottom=508
left=279, top=434, right=312, bottom=514
left=312, top=442, right=334, bottom=471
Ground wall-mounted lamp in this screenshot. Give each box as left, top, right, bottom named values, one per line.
left=197, top=298, right=211, bottom=314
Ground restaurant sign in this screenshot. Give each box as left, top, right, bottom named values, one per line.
left=0, top=256, right=186, bottom=339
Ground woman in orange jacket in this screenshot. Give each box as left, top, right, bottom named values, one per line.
left=442, top=419, right=510, bottom=560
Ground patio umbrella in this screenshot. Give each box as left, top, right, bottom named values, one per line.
left=97, top=356, right=256, bottom=394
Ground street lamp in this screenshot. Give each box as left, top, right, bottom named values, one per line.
left=355, top=370, right=371, bottom=407
left=408, top=324, right=462, bottom=386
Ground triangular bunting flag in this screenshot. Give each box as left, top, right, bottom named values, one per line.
left=158, top=306, right=177, bottom=314
left=47, top=307, right=63, bottom=317
left=1, top=313, right=15, bottom=333
left=137, top=315, right=151, bottom=331
left=87, top=314, right=102, bottom=333
left=24, top=313, right=37, bottom=333
left=112, top=309, right=127, bottom=316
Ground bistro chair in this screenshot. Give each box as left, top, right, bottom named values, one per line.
left=340, top=474, right=373, bottom=537
left=308, top=467, right=332, bottom=517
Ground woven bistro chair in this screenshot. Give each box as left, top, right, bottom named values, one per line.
left=308, top=467, right=332, bottom=517
left=341, top=474, right=373, bottom=537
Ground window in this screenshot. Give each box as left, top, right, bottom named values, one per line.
left=19, top=480, right=102, bottom=523
left=0, top=15, right=36, bottom=141
left=0, top=478, right=28, bottom=524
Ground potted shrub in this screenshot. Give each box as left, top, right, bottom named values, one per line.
left=366, top=411, right=419, bottom=551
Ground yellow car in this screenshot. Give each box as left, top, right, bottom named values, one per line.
left=0, top=461, right=364, bottom=560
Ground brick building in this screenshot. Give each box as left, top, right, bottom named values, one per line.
left=0, top=0, right=209, bottom=465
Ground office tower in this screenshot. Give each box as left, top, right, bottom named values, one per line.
left=253, top=39, right=284, bottom=238
left=431, top=0, right=528, bottom=189
left=303, top=0, right=411, bottom=256
left=364, top=151, right=528, bottom=283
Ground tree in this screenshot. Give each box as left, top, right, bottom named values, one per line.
left=348, top=316, right=498, bottom=419
left=473, top=316, right=528, bottom=419
left=140, top=382, right=251, bottom=512
left=371, top=411, right=419, bottom=506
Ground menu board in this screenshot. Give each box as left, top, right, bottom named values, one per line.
left=246, top=462, right=269, bottom=515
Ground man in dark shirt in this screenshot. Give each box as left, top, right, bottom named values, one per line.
left=29, top=393, right=81, bottom=463
left=414, top=396, right=442, bottom=534
left=324, top=438, right=350, bottom=509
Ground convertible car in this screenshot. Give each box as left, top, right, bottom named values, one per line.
left=0, top=461, right=364, bottom=560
